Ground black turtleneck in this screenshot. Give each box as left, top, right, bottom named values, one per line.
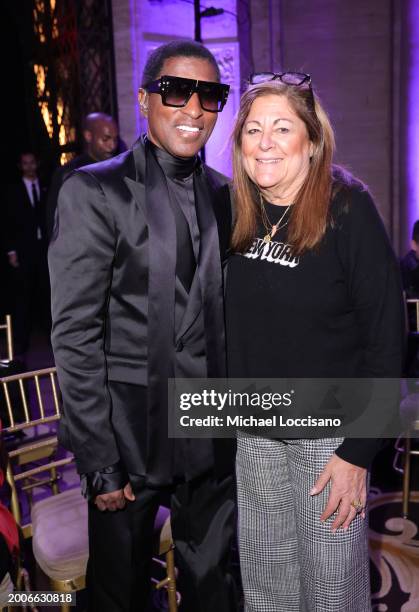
left=150, top=140, right=198, bottom=179
left=150, top=141, right=198, bottom=292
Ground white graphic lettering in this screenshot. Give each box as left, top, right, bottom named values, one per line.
left=241, top=238, right=300, bottom=267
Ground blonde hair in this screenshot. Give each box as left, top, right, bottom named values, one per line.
left=231, top=81, right=336, bottom=254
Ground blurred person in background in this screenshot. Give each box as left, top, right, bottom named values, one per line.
left=5, top=152, right=50, bottom=357
left=46, top=112, right=119, bottom=240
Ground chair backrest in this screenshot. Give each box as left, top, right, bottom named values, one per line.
left=0, top=367, right=71, bottom=538
left=5, top=437, right=74, bottom=538
left=0, top=367, right=61, bottom=434
left=0, top=315, right=14, bottom=361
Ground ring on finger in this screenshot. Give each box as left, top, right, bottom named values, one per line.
left=350, top=499, right=364, bottom=513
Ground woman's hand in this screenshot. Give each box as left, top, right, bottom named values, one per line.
left=310, top=453, right=367, bottom=531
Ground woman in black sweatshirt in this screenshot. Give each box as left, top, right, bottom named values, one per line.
left=226, top=74, right=404, bottom=612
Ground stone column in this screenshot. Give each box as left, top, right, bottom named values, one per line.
left=248, top=0, right=282, bottom=73
left=111, top=0, right=141, bottom=148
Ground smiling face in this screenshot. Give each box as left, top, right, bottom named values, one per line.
left=241, top=94, right=313, bottom=203
left=139, top=56, right=219, bottom=158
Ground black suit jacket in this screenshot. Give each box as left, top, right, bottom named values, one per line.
left=49, top=138, right=233, bottom=479
left=46, top=153, right=95, bottom=241
left=5, top=180, right=48, bottom=265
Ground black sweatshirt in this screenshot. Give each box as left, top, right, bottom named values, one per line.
left=226, top=182, right=405, bottom=468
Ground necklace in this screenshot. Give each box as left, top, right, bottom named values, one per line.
left=259, top=193, right=292, bottom=243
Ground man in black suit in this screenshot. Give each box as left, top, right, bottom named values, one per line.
left=49, top=41, right=237, bottom=611
left=6, top=152, right=49, bottom=355
left=46, top=112, right=119, bottom=240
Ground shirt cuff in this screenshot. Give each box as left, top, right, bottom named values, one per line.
left=335, top=438, right=384, bottom=468
left=81, top=461, right=128, bottom=501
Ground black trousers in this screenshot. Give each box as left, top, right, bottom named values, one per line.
left=86, top=472, right=237, bottom=612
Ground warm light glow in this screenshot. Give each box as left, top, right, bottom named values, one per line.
left=57, top=98, right=67, bottom=146
left=34, top=63, right=46, bottom=96
left=50, top=0, right=56, bottom=10
left=40, top=101, right=53, bottom=138
left=33, top=2, right=46, bottom=44
left=34, top=64, right=54, bottom=138
left=52, top=18, right=59, bottom=39
left=59, top=123, right=66, bottom=146
left=57, top=98, right=63, bottom=122
left=60, top=152, right=73, bottom=165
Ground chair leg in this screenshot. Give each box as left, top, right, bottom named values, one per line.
left=402, top=436, right=411, bottom=518
left=165, top=548, right=178, bottom=612
left=51, top=466, right=60, bottom=495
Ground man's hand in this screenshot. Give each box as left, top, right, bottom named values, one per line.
left=94, top=482, right=135, bottom=512
left=8, top=252, right=19, bottom=268
left=310, top=453, right=367, bottom=531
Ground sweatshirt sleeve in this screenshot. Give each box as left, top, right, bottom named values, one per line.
left=333, top=187, right=405, bottom=467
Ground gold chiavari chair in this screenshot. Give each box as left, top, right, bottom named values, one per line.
left=1, top=367, right=179, bottom=612
left=0, top=315, right=14, bottom=362
left=1, top=367, right=61, bottom=491
left=5, top=449, right=87, bottom=612
left=1, top=367, right=86, bottom=612
left=153, top=509, right=179, bottom=611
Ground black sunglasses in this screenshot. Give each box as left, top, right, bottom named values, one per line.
left=249, top=71, right=312, bottom=86
left=145, top=75, right=230, bottom=113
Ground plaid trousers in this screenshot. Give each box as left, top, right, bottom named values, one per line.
left=236, top=433, right=372, bottom=612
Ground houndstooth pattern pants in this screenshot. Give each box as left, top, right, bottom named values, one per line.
left=236, top=433, right=372, bottom=612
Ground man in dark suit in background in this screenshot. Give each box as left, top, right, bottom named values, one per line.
left=5, top=152, right=49, bottom=356
left=46, top=112, right=119, bottom=240
left=49, top=41, right=237, bottom=611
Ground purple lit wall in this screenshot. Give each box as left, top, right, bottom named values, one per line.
left=402, top=0, right=419, bottom=250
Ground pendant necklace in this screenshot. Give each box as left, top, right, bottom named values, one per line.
left=259, top=193, right=292, bottom=243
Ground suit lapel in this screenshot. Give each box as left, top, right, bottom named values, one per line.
left=194, top=167, right=228, bottom=377
left=175, top=272, right=202, bottom=340
left=124, top=178, right=146, bottom=219
left=123, top=139, right=147, bottom=218
left=141, top=139, right=177, bottom=483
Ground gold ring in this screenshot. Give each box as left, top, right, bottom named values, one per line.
left=350, top=499, right=364, bottom=512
